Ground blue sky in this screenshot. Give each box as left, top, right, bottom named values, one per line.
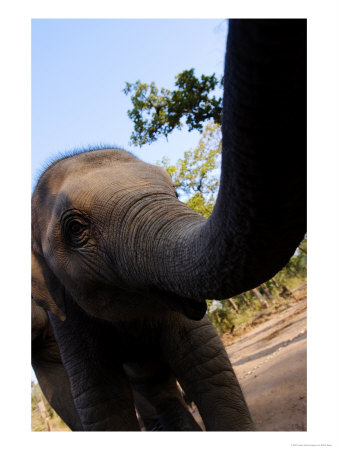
left=31, top=19, right=228, bottom=187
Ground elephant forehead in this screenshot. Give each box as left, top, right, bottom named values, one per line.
left=58, top=161, right=174, bottom=200
left=35, top=148, right=174, bottom=196
left=45, top=168, right=174, bottom=222
left=33, top=150, right=176, bottom=222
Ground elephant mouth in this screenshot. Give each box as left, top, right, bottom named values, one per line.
left=153, top=288, right=207, bottom=321
left=177, top=297, right=207, bottom=321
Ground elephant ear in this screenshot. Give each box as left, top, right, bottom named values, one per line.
left=31, top=250, right=66, bottom=321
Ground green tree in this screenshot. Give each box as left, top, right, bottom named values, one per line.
left=274, top=236, right=307, bottom=285
left=124, top=69, right=223, bottom=146
left=157, top=122, right=222, bottom=218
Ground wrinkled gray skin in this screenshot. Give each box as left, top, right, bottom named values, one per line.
left=32, top=300, right=165, bottom=431
left=31, top=19, right=306, bottom=431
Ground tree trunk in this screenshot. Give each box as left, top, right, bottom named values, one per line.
left=38, top=397, right=52, bottom=431
left=228, top=298, right=239, bottom=313
left=261, top=283, right=272, bottom=299
left=240, top=294, right=249, bottom=306
left=252, top=288, right=269, bottom=309
left=272, top=277, right=280, bottom=288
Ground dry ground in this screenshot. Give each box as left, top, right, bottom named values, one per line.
left=222, top=287, right=307, bottom=431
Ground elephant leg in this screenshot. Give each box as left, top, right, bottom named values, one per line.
left=125, top=361, right=201, bottom=431
left=133, top=390, right=163, bottom=431
left=32, top=299, right=83, bottom=430
left=48, top=307, right=140, bottom=431
left=164, top=315, right=255, bottom=431
left=32, top=333, right=83, bottom=431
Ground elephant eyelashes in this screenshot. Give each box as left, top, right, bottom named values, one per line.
left=61, top=210, right=90, bottom=248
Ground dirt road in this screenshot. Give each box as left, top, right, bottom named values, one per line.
left=224, top=292, right=307, bottom=431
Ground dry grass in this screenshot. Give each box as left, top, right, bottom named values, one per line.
left=221, top=284, right=307, bottom=346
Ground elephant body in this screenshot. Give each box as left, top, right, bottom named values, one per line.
left=32, top=295, right=252, bottom=431
left=31, top=19, right=306, bottom=431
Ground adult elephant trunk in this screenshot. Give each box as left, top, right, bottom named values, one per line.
left=126, top=19, right=306, bottom=311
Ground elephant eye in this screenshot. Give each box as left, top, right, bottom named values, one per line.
left=61, top=211, right=90, bottom=248
left=69, top=220, right=84, bottom=235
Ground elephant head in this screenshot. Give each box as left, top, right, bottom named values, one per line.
left=32, top=19, right=306, bottom=326
left=31, top=149, right=207, bottom=321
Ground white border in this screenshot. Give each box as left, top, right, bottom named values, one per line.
left=1, top=1, right=337, bottom=449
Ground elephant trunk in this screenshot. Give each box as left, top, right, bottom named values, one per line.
left=127, top=20, right=306, bottom=308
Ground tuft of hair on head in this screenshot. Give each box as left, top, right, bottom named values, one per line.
left=32, top=143, right=135, bottom=192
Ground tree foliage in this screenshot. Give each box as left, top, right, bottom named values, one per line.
left=124, top=69, right=223, bottom=146
left=274, top=236, right=307, bottom=284
left=157, top=122, right=222, bottom=217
